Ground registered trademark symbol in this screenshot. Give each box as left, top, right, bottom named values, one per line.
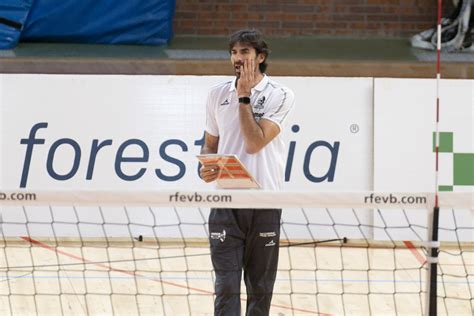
left=350, top=124, right=359, bottom=133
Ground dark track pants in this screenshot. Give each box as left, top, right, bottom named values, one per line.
left=209, top=208, right=281, bottom=316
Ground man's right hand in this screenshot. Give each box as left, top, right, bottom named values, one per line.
left=199, top=164, right=220, bottom=183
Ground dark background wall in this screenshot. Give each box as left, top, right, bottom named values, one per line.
left=174, top=0, right=455, bottom=38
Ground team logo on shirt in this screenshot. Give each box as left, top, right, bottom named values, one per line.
left=220, top=99, right=230, bottom=106
left=253, top=112, right=264, bottom=122
left=254, top=96, right=266, bottom=110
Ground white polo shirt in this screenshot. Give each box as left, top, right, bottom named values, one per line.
left=205, top=75, right=295, bottom=190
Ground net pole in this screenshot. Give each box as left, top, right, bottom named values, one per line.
left=426, top=1, right=443, bottom=315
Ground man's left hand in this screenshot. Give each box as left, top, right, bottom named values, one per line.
left=237, top=59, right=255, bottom=98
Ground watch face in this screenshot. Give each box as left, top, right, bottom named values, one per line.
left=239, top=97, right=251, bottom=104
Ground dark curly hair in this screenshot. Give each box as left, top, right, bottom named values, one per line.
left=228, top=29, right=270, bottom=73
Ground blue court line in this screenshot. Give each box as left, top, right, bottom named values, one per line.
left=1, top=274, right=472, bottom=285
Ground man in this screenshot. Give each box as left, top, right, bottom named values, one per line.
left=199, top=29, right=295, bottom=316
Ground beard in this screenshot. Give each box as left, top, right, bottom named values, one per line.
left=233, top=60, right=260, bottom=78
left=234, top=63, right=242, bottom=78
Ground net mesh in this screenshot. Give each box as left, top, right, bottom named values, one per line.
left=0, top=192, right=472, bottom=315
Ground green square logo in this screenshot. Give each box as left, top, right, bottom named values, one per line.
left=432, top=132, right=453, bottom=153
left=438, top=185, right=453, bottom=192
left=453, top=153, right=474, bottom=186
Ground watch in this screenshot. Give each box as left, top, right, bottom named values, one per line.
left=238, top=96, right=251, bottom=104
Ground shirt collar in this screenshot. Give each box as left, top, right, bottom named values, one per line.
left=229, top=74, right=268, bottom=93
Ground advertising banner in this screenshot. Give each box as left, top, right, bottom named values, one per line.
left=374, top=78, right=473, bottom=193
left=0, top=75, right=373, bottom=192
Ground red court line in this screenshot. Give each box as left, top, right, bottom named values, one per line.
left=20, top=236, right=212, bottom=294
left=403, top=241, right=427, bottom=265
left=21, top=236, right=328, bottom=315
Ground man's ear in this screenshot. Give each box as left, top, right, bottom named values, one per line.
left=257, top=52, right=266, bottom=65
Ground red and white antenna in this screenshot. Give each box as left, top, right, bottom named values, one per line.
left=434, top=0, right=442, bottom=208
left=427, top=1, right=443, bottom=315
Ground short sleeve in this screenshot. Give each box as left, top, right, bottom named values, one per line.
left=262, top=87, right=295, bottom=131
left=205, top=90, right=219, bottom=137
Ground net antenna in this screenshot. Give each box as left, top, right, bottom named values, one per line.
left=426, top=1, right=443, bottom=315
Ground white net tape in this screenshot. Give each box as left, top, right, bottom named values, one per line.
left=1, top=190, right=472, bottom=209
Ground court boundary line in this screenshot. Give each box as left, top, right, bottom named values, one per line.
left=403, top=240, right=427, bottom=265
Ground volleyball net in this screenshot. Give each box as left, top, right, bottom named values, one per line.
left=0, top=190, right=472, bottom=315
